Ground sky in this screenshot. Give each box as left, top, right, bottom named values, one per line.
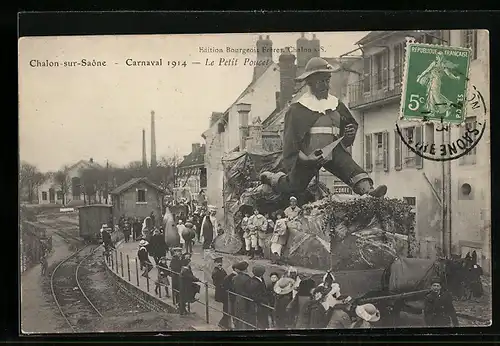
left=19, top=31, right=368, bottom=172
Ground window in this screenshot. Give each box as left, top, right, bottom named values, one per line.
left=393, top=43, right=405, bottom=87
left=459, top=116, right=477, bottom=165
left=374, top=50, right=389, bottom=90
left=57, top=191, right=63, bottom=200
left=42, top=192, right=47, bottom=201
left=373, top=132, right=389, bottom=171
left=462, top=30, right=478, bottom=60
left=363, top=56, right=372, bottom=93
left=395, top=126, right=423, bottom=170
left=365, top=134, right=372, bottom=172
left=137, top=189, right=146, bottom=203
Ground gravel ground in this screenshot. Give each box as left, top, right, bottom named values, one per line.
left=76, top=247, right=193, bottom=332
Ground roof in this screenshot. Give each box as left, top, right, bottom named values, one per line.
left=178, top=145, right=206, bottom=169
left=110, top=177, right=166, bottom=195
left=355, top=31, right=394, bottom=45
left=219, top=62, right=278, bottom=125
left=262, top=84, right=307, bottom=129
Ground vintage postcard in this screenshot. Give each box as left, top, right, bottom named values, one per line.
left=19, top=30, right=491, bottom=333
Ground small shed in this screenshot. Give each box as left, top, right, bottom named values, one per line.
left=110, top=177, right=166, bottom=225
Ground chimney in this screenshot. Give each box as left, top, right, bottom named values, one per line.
left=142, top=129, right=147, bottom=168
left=210, top=111, right=224, bottom=127
left=248, top=116, right=263, bottom=151
left=278, top=47, right=296, bottom=110
left=150, top=110, right=157, bottom=168
left=296, top=32, right=309, bottom=77
left=311, top=33, right=321, bottom=58
left=253, top=35, right=273, bottom=81
left=236, top=103, right=251, bottom=151
left=192, top=143, right=201, bottom=153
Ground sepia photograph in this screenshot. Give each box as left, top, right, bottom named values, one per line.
left=18, top=29, right=491, bottom=333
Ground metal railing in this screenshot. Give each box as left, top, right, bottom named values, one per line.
left=347, top=68, right=403, bottom=109
left=108, top=249, right=276, bottom=330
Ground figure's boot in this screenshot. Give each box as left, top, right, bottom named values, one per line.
left=249, top=248, right=255, bottom=260
left=260, top=171, right=286, bottom=191
left=353, top=178, right=387, bottom=198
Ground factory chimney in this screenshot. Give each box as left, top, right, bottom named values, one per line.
left=151, top=110, right=157, bottom=168
left=142, top=129, right=147, bottom=168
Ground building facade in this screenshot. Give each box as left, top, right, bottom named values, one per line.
left=38, top=158, right=103, bottom=206
left=175, top=143, right=207, bottom=201
left=344, top=30, right=490, bottom=271
left=202, top=35, right=282, bottom=220
left=110, top=177, right=165, bottom=223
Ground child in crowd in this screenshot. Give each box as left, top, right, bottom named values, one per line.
left=270, top=210, right=288, bottom=265
left=137, top=239, right=153, bottom=278
left=155, top=256, right=170, bottom=298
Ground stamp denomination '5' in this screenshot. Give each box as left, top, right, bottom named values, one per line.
left=400, top=42, right=471, bottom=124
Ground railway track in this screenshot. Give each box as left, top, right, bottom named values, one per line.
left=50, top=245, right=103, bottom=332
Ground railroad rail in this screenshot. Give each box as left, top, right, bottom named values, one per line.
left=50, top=245, right=103, bottom=332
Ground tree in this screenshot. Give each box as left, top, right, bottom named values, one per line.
left=19, top=161, right=45, bottom=203
left=80, top=167, right=107, bottom=204
left=54, top=166, right=70, bottom=205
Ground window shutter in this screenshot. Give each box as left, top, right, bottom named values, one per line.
left=394, top=129, right=402, bottom=171
left=383, top=49, right=389, bottom=88
left=383, top=131, right=389, bottom=172
left=365, top=134, right=372, bottom=172
left=441, top=30, right=450, bottom=46
left=363, top=56, right=372, bottom=93
left=473, top=30, right=478, bottom=60
left=425, top=123, right=435, bottom=145
left=415, top=125, right=424, bottom=169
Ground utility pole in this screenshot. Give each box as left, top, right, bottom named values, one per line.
left=105, top=160, right=109, bottom=204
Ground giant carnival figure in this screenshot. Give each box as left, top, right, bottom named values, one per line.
left=163, top=204, right=181, bottom=248
left=259, top=57, right=387, bottom=199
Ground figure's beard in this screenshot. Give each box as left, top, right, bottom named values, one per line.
left=311, top=88, right=330, bottom=100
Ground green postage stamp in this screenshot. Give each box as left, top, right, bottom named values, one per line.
left=400, top=42, right=472, bottom=124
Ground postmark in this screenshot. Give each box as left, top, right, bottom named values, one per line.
left=396, top=84, right=487, bottom=162
left=400, top=40, right=472, bottom=124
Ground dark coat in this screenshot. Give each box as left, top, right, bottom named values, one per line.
left=202, top=216, right=214, bottom=249
left=137, top=247, right=150, bottom=263
left=300, top=299, right=328, bottom=329
left=424, top=290, right=459, bottom=327
left=170, top=256, right=183, bottom=293
left=274, top=292, right=293, bottom=329
left=326, top=305, right=352, bottom=329
left=102, top=230, right=111, bottom=244
left=148, top=233, right=168, bottom=258
left=212, top=267, right=228, bottom=303
left=282, top=101, right=357, bottom=173
left=232, top=272, right=252, bottom=329
left=287, top=295, right=311, bottom=328
left=222, top=272, right=237, bottom=314
left=247, top=276, right=270, bottom=329
left=180, top=264, right=200, bottom=303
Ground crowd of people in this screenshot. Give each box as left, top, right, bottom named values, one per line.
left=211, top=259, right=384, bottom=330
left=98, top=195, right=479, bottom=330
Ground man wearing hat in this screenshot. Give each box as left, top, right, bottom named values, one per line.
left=201, top=205, right=219, bottom=258
left=247, top=265, right=269, bottom=329
left=231, top=261, right=252, bottom=330
left=211, top=256, right=227, bottom=304
left=423, top=277, right=459, bottom=327
left=259, top=57, right=387, bottom=199
left=169, top=247, right=184, bottom=305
